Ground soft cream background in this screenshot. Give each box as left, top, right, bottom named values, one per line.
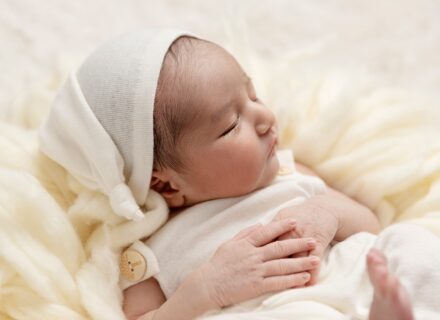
left=1, top=0, right=440, bottom=119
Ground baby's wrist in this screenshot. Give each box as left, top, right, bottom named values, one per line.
left=308, top=194, right=341, bottom=227
left=157, top=265, right=220, bottom=320
left=192, top=263, right=224, bottom=310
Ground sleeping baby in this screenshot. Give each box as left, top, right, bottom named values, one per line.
left=39, top=28, right=440, bottom=320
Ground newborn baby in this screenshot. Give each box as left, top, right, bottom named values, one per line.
left=125, top=33, right=414, bottom=320
left=39, top=29, right=437, bottom=320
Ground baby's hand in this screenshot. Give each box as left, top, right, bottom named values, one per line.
left=197, top=219, right=320, bottom=309
left=273, top=201, right=340, bottom=285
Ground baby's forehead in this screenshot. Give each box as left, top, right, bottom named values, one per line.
left=177, top=41, right=244, bottom=84
left=158, top=39, right=249, bottom=134
left=184, top=58, right=246, bottom=101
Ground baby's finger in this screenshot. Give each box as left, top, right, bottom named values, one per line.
left=291, top=251, right=309, bottom=258
left=261, top=238, right=316, bottom=261
left=232, top=223, right=263, bottom=240
left=277, top=230, right=300, bottom=241
left=263, top=272, right=311, bottom=292
left=305, top=247, right=324, bottom=285
left=263, top=256, right=320, bottom=277
left=306, top=263, right=320, bottom=286
left=310, top=245, right=324, bottom=259
left=247, top=219, right=296, bottom=247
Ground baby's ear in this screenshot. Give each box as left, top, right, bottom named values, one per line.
left=150, top=170, right=185, bottom=207
left=150, top=174, right=166, bottom=192
left=150, top=169, right=171, bottom=193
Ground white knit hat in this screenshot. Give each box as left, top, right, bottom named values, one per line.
left=39, top=28, right=196, bottom=221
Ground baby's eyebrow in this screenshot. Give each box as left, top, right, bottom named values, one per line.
left=211, top=98, right=234, bottom=124
left=210, top=74, right=251, bottom=124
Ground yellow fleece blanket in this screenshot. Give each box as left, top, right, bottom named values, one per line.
left=1, top=64, right=439, bottom=319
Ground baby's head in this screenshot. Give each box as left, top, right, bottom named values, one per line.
left=39, top=29, right=280, bottom=221
left=152, top=36, right=279, bottom=207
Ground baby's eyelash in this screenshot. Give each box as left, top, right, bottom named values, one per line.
left=220, top=115, right=240, bottom=137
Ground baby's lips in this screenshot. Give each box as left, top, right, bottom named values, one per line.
left=268, top=135, right=278, bottom=158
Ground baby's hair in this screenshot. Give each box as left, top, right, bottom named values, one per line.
left=153, top=36, right=211, bottom=173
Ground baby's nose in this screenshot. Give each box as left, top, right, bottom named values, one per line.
left=256, top=123, right=271, bottom=135
left=256, top=107, right=276, bottom=135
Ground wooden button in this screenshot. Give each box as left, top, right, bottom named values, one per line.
left=278, top=166, right=293, bottom=176
left=120, top=249, right=147, bottom=282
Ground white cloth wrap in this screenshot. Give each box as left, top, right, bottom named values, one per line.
left=39, top=28, right=195, bottom=220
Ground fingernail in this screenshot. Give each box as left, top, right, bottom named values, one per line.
left=311, top=257, right=320, bottom=265
left=307, top=239, right=316, bottom=247
left=303, top=273, right=310, bottom=280
left=288, top=219, right=296, bottom=227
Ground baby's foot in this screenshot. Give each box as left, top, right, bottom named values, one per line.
left=367, top=248, right=414, bottom=320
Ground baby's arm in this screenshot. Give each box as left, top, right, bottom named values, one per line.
left=295, top=161, right=381, bottom=240
left=315, top=183, right=381, bottom=241
left=274, top=162, right=380, bottom=285
left=123, top=275, right=217, bottom=320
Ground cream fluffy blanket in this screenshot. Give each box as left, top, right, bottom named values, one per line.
left=2, top=30, right=440, bottom=320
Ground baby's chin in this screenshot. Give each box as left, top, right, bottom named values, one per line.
left=233, top=153, right=280, bottom=193
left=260, top=152, right=281, bottom=186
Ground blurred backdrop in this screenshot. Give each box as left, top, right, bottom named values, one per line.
left=1, top=0, right=440, bottom=119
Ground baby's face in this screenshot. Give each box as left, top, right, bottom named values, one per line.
left=157, top=41, right=280, bottom=207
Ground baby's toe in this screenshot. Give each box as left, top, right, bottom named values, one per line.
left=388, top=275, right=401, bottom=299
left=390, top=276, right=415, bottom=320
left=377, top=267, right=389, bottom=296
left=373, top=249, right=387, bottom=264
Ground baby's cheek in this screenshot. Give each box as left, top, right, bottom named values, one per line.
left=236, top=151, right=266, bottom=187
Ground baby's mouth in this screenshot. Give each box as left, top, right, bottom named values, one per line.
left=268, top=134, right=278, bottom=159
